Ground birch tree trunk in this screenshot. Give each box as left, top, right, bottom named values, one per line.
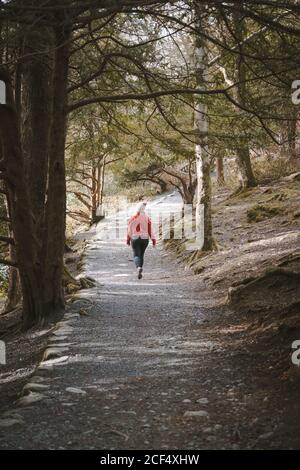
left=91, top=161, right=97, bottom=223
left=97, top=156, right=106, bottom=218
left=193, top=4, right=214, bottom=251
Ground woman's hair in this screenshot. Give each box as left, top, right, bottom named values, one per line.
left=136, top=201, right=147, bottom=213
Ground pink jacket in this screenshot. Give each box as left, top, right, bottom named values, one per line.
left=127, top=213, right=156, bottom=245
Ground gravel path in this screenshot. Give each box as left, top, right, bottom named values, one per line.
left=0, top=194, right=299, bottom=449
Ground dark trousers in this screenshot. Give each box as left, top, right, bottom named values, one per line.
left=131, top=237, right=149, bottom=268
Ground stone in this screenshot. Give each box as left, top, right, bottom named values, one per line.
left=57, top=320, right=73, bottom=327
left=43, top=347, right=69, bottom=360
left=197, top=398, right=209, bottom=404
left=40, top=356, right=69, bottom=367
left=258, top=431, right=274, bottom=440
left=184, top=410, right=209, bottom=418
left=23, top=383, right=50, bottom=394
left=30, top=375, right=47, bottom=383
left=65, top=313, right=80, bottom=320
left=66, top=387, right=87, bottom=395
left=0, top=418, right=24, bottom=428
left=17, top=392, right=45, bottom=407
left=50, top=335, right=68, bottom=342
left=203, top=427, right=213, bottom=433
left=53, top=328, right=73, bottom=336
left=214, top=424, right=223, bottom=430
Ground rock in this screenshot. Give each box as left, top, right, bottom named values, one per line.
left=66, top=387, right=87, bottom=395
left=214, top=424, right=222, bottom=430
left=184, top=410, right=209, bottom=418
left=30, top=375, right=47, bottom=383
left=43, top=347, right=69, bottom=360
left=2, top=411, right=23, bottom=419
left=40, top=356, right=69, bottom=367
left=50, top=335, right=68, bottom=342
left=197, top=398, right=209, bottom=404
left=203, top=427, right=212, bottom=433
left=17, top=392, right=45, bottom=407
left=23, top=383, right=50, bottom=394
left=0, top=418, right=24, bottom=428
left=258, top=431, right=274, bottom=440
left=64, top=313, right=80, bottom=320
left=57, top=320, right=73, bottom=327
left=53, top=327, right=73, bottom=336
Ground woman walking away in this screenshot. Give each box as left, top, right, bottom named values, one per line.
left=126, top=202, right=156, bottom=279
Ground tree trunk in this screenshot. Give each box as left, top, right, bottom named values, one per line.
left=216, top=156, right=225, bottom=185
left=182, top=181, right=196, bottom=205
left=91, top=162, right=97, bottom=223
left=233, top=11, right=257, bottom=189
left=4, top=255, right=21, bottom=312
left=235, top=146, right=256, bottom=188
left=3, top=190, right=21, bottom=312
left=43, top=27, right=71, bottom=319
left=97, top=156, right=106, bottom=217
left=21, top=22, right=54, bottom=241
left=193, top=4, right=214, bottom=251
left=0, top=82, right=43, bottom=328
left=281, top=108, right=298, bottom=160
left=99, top=157, right=106, bottom=207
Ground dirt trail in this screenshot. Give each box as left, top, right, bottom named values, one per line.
left=0, top=194, right=299, bottom=449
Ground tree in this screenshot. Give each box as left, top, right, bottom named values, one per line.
left=1, top=0, right=300, bottom=327
left=193, top=3, right=214, bottom=251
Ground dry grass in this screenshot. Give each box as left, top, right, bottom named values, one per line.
left=253, top=157, right=300, bottom=184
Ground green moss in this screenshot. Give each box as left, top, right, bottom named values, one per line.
left=247, top=204, right=284, bottom=223
left=227, top=187, right=257, bottom=202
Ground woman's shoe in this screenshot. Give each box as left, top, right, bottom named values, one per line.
left=137, top=267, right=143, bottom=279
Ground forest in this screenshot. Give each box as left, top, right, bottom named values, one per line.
left=0, top=0, right=300, bottom=452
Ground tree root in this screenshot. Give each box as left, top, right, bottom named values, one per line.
left=228, top=266, right=300, bottom=305
left=63, top=266, right=96, bottom=294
